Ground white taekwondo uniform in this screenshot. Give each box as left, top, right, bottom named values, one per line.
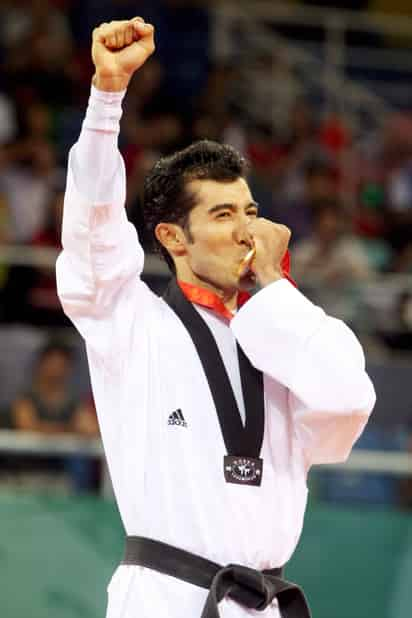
left=56, top=87, right=376, bottom=618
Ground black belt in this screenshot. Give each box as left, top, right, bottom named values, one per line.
left=122, top=536, right=311, bottom=618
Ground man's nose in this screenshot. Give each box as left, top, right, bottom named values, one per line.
left=234, top=220, right=254, bottom=247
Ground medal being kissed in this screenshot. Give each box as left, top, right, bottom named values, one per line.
left=238, top=246, right=256, bottom=279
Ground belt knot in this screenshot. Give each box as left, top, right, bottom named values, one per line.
left=202, top=564, right=280, bottom=618
left=122, top=536, right=312, bottom=618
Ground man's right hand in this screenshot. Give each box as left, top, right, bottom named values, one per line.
left=92, top=18, right=155, bottom=92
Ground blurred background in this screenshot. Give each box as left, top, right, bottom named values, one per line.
left=0, top=0, right=412, bottom=616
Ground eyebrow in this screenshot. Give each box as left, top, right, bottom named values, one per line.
left=207, top=201, right=259, bottom=215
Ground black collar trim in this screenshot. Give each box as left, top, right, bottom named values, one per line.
left=163, top=279, right=264, bottom=458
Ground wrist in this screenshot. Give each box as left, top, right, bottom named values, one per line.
left=84, top=84, right=125, bottom=132
left=92, top=71, right=131, bottom=92
left=256, top=267, right=283, bottom=288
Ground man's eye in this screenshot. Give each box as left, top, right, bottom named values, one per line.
left=247, top=210, right=258, bottom=217
left=217, top=212, right=231, bottom=219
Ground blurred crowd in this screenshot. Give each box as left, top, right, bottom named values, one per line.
left=0, top=1, right=411, bottom=331
left=0, top=0, right=411, bottom=498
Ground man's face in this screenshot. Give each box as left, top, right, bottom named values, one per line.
left=180, top=177, right=259, bottom=292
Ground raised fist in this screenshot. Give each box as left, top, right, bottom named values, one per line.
left=92, top=18, right=155, bottom=91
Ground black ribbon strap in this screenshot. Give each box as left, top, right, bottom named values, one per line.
left=122, top=536, right=311, bottom=618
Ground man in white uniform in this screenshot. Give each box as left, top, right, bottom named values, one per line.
left=56, top=17, right=376, bottom=618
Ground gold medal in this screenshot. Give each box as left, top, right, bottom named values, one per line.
left=238, top=246, right=256, bottom=278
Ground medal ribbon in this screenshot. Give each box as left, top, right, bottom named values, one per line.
left=178, top=250, right=295, bottom=322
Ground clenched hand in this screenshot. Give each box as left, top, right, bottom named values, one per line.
left=92, top=17, right=155, bottom=92
left=247, top=219, right=291, bottom=287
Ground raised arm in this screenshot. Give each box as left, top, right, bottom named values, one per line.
left=56, top=19, right=156, bottom=349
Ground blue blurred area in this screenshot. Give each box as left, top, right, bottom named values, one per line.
left=315, top=427, right=409, bottom=506
left=68, top=0, right=210, bottom=106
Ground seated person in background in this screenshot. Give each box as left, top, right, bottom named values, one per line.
left=292, top=198, right=374, bottom=286
left=12, top=341, right=99, bottom=492
left=27, top=188, right=69, bottom=326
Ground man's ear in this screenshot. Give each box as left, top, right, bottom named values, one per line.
left=155, top=223, right=187, bottom=258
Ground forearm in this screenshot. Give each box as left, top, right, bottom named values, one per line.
left=231, top=280, right=375, bottom=412
left=73, top=85, right=126, bottom=203
left=232, top=280, right=375, bottom=465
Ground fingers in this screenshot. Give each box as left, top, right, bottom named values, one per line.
left=93, top=18, right=154, bottom=51
left=247, top=218, right=292, bottom=263
left=93, top=23, right=114, bottom=48
left=124, top=23, right=135, bottom=46
left=249, top=217, right=291, bottom=241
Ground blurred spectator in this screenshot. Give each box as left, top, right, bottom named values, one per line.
left=0, top=190, right=11, bottom=244
left=0, top=186, right=70, bottom=326
left=0, top=92, right=17, bottom=145
left=0, top=1, right=408, bottom=360
left=385, top=161, right=412, bottom=273
left=292, top=199, right=374, bottom=286
left=271, top=155, right=338, bottom=243
left=0, top=190, right=12, bottom=308
left=0, top=102, right=58, bottom=243
left=1, top=0, right=72, bottom=53
left=247, top=124, right=288, bottom=189
left=200, top=63, right=240, bottom=123
left=121, top=60, right=185, bottom=156
left=354, top=181, right=387, bottom=239
left=355, top=115, right=412, bottom=272
left=234, top=51, right=303, bottom=139
left=378, top=291, right=412, bottom=351
left=319, top=112, right=352, bottom=156
left=11, top=341, right=99, bottom=492
left=3, top=0, right=75, bottom=107
left=27, top=188, right=68, bottom=326
left=285, top=99, right=319, bottom=161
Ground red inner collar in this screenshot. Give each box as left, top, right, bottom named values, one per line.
left=178, top=251, right=295, bottom=321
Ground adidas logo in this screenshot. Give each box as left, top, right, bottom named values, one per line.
left=168, top=409, right=187, bottom=428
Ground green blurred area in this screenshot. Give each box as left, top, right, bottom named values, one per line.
left=1, top=492, right=411, bottom=618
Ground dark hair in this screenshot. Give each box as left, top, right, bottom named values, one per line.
left=142, top=139, right=249, bottom=272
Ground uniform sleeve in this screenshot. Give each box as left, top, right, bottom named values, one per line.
left=231, top=279, right=376, bottom=467
left=56, top=86, right=154, bottom=356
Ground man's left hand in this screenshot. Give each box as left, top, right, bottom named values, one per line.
left=248, top=218, right=291, bottom=287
